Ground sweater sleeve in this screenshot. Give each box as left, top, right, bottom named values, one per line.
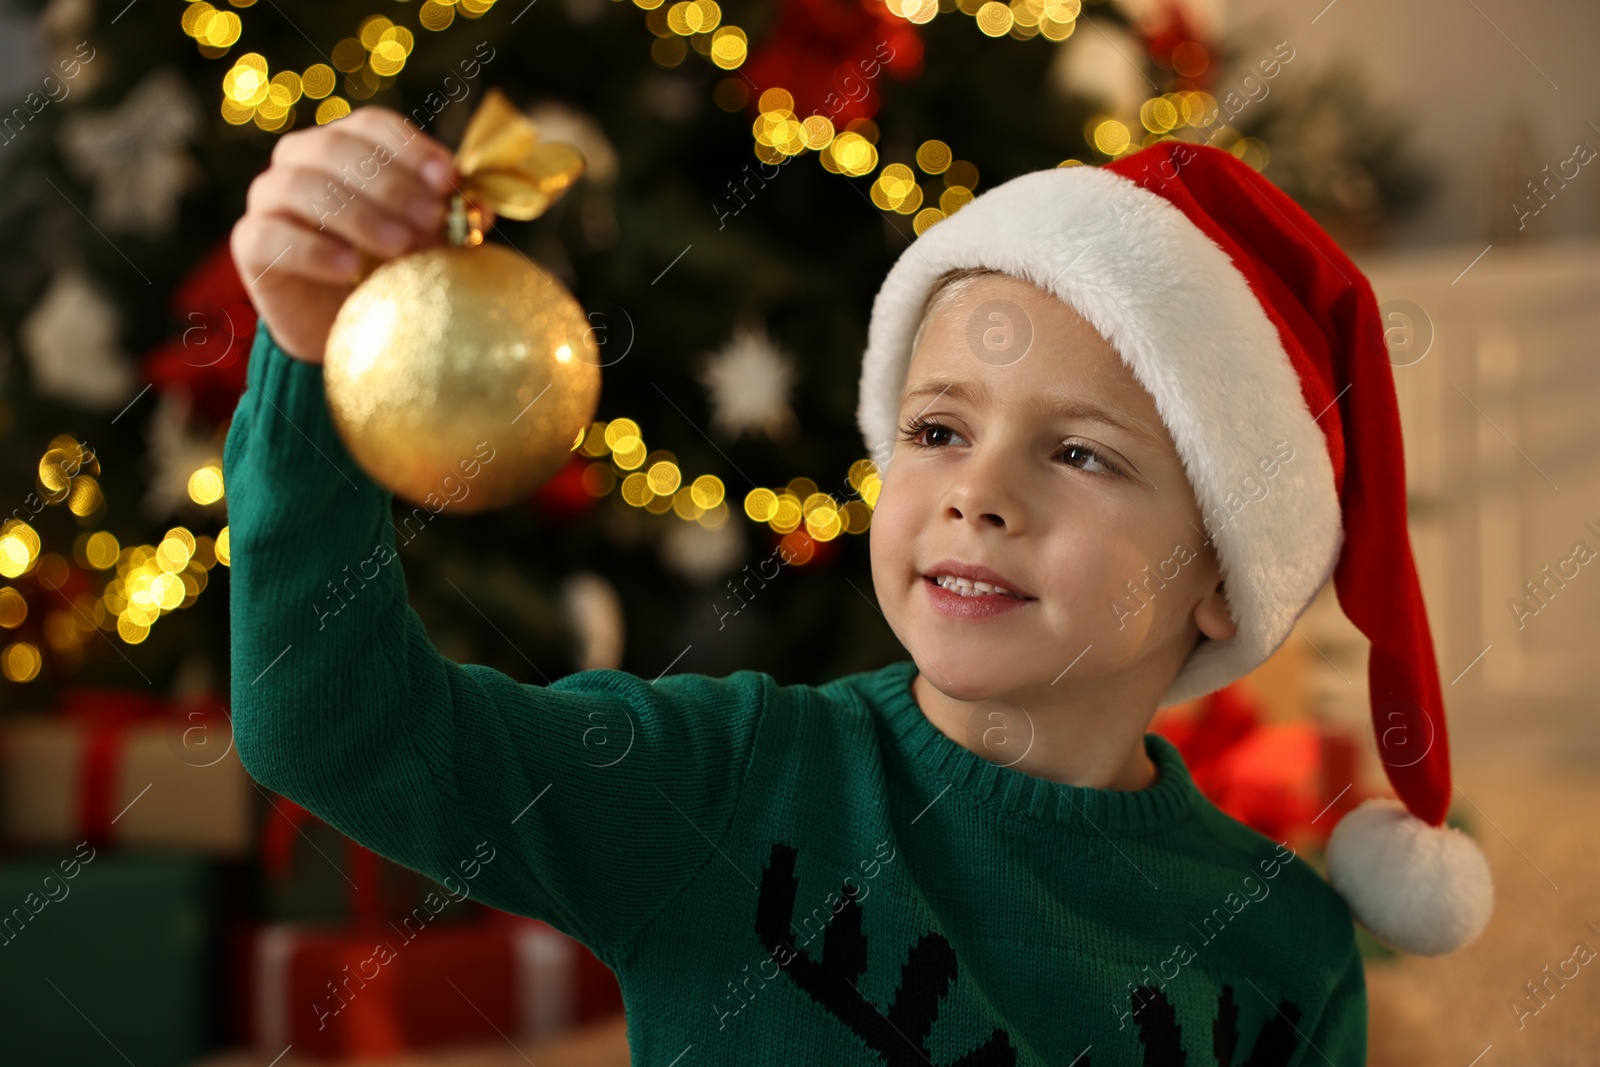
left=1304, top=929, right=1368, bottom=1065
left=223, top=319, right=768, bottom=962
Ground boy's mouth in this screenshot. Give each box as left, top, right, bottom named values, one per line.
left=922, top=573, right=1036, bottom=600
left=922, top=573, right=1039, bottom=619
left=921, top=558, right=1036, bottom=599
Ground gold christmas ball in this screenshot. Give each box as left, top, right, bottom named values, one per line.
left=323, top=241, right=601, bottom=514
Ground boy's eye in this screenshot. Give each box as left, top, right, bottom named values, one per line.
left=896, top=415, right=1123, bottom=479
left=900, top=417, right=961, bottom=449
left=1059, top=442, right=1119, bottom=476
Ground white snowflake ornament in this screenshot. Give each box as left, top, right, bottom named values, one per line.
left=561, top=571, right=625, bottom=670
left=57, top=66, right=202, bottom=239
left=143, top=390, right=223, bottom=522
left=1047, top=18, right=1148, bottom=126
left=695, top=321, right=798, bottom=442
left=19, top=266, right=136, bottom=412
left=659, top=516, right=748, bottom=585
left=526, top=100, right=619, bottom=184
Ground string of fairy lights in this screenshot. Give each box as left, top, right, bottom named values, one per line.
left=0, top=436, right=230, bottom=680
left=185, top=0, right=1262, bottom=547
left=184, top=0, right=909, bottom=562
left=0, top=0, right=1273, bottom=678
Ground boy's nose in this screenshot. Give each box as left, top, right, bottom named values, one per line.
left=942, top=464, right=1026, bottom=532
left=947, top=503, right=1008, bottom=529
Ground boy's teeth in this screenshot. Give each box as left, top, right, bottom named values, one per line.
left=934, top=575, right=1021, bottom=598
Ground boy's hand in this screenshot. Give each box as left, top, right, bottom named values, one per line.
left=229, top=106, right=495, bottom=365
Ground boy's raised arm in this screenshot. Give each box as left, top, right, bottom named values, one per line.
left=224, top=320, right=767, bottom=959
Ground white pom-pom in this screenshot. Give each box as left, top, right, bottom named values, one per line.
left=1325, top=796, right=1494, bottom=956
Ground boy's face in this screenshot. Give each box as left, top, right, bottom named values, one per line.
left=869, top=272, right=1237, bottom=710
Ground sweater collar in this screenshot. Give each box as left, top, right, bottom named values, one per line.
left=865, top=660, right=1202, bottom=836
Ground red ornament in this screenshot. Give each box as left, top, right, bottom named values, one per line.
left=527, top=454, right=599, bottom=521
left=742, top=0, right=923, bottom=129
left=140, top=237, right=255, bottom=426
left=771, top=526, right=846, bottom=569
left=1138, top=0, right=1214, bottom=92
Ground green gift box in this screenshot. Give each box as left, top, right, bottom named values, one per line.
left=0, top=847, right=219, bottom=1066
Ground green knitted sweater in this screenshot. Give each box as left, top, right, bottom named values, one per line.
left=225, top=321, right=1367, bottom=1065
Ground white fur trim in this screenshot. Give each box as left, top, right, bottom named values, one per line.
left=1325, top=797, right=1494, bottom=956
left=856, top=165, right=1344, bottom=705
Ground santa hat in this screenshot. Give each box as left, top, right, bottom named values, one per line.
left=856, top=141, right=1493, bottom=957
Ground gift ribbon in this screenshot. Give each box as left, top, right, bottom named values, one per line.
left=330, top=937, right=405, bottom=1057
left=260, top=795, right=385, bottom=923
left=52, top=686, right=227, bottom=848
left=451, top=87, right=585, bottom=222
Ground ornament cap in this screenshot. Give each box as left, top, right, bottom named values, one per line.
left=446, top=194, right=488, bottom=248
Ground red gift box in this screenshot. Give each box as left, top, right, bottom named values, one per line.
left=248, top=798, right=622, bottom=1060
left=1152, top=682, right=1376, bottom=849
left=0, top=685, right=250, bottom=854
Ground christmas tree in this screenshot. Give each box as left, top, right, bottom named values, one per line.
left=0, top=0, right=1434, bottom=704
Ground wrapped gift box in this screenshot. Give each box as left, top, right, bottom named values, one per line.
left=1152, top=681, right=1373, bottom=848
left=0, top=686, right=251, bottom=854
left=246, top=796, right=623, bottom=1060
left=251, top=913, right=623, bottom=1058
left=0, top=848, right=220, bottom=1066
left=258, top=804, right=437, bottom=924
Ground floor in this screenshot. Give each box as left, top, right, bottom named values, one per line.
left=194, top=1015, right=632, bottom=1067
left=1365, top=715, right=1600, bottom=1066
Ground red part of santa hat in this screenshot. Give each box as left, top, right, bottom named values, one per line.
left=1107, top=142, right=1450, bottom=816
left=856, top=142, right=1493, bottom=955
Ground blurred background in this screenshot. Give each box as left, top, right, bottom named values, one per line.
left=0, top=0, right=1595, bottom=1062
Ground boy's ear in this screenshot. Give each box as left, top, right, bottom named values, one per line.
left=1195, top=578, right=1238, bottom=642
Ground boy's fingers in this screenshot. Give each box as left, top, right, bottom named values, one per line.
left=250, top=163, right=428, bottom=260
left=272, top=113, right=453, bottom=205
left=264, top=126, right=448, bottom=237
left=235, top=213, right=365, bottom=289
left=336, top=105, right=458, bottom=195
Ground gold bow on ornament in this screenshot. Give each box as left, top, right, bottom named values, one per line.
left=446, top=87, right=586, bottom=245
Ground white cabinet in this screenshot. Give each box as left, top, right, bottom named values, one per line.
left=1297, top=238, right=1600, bottom=742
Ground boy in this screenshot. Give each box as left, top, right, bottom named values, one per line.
left=228, top=109, right=1491, bottom=1064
